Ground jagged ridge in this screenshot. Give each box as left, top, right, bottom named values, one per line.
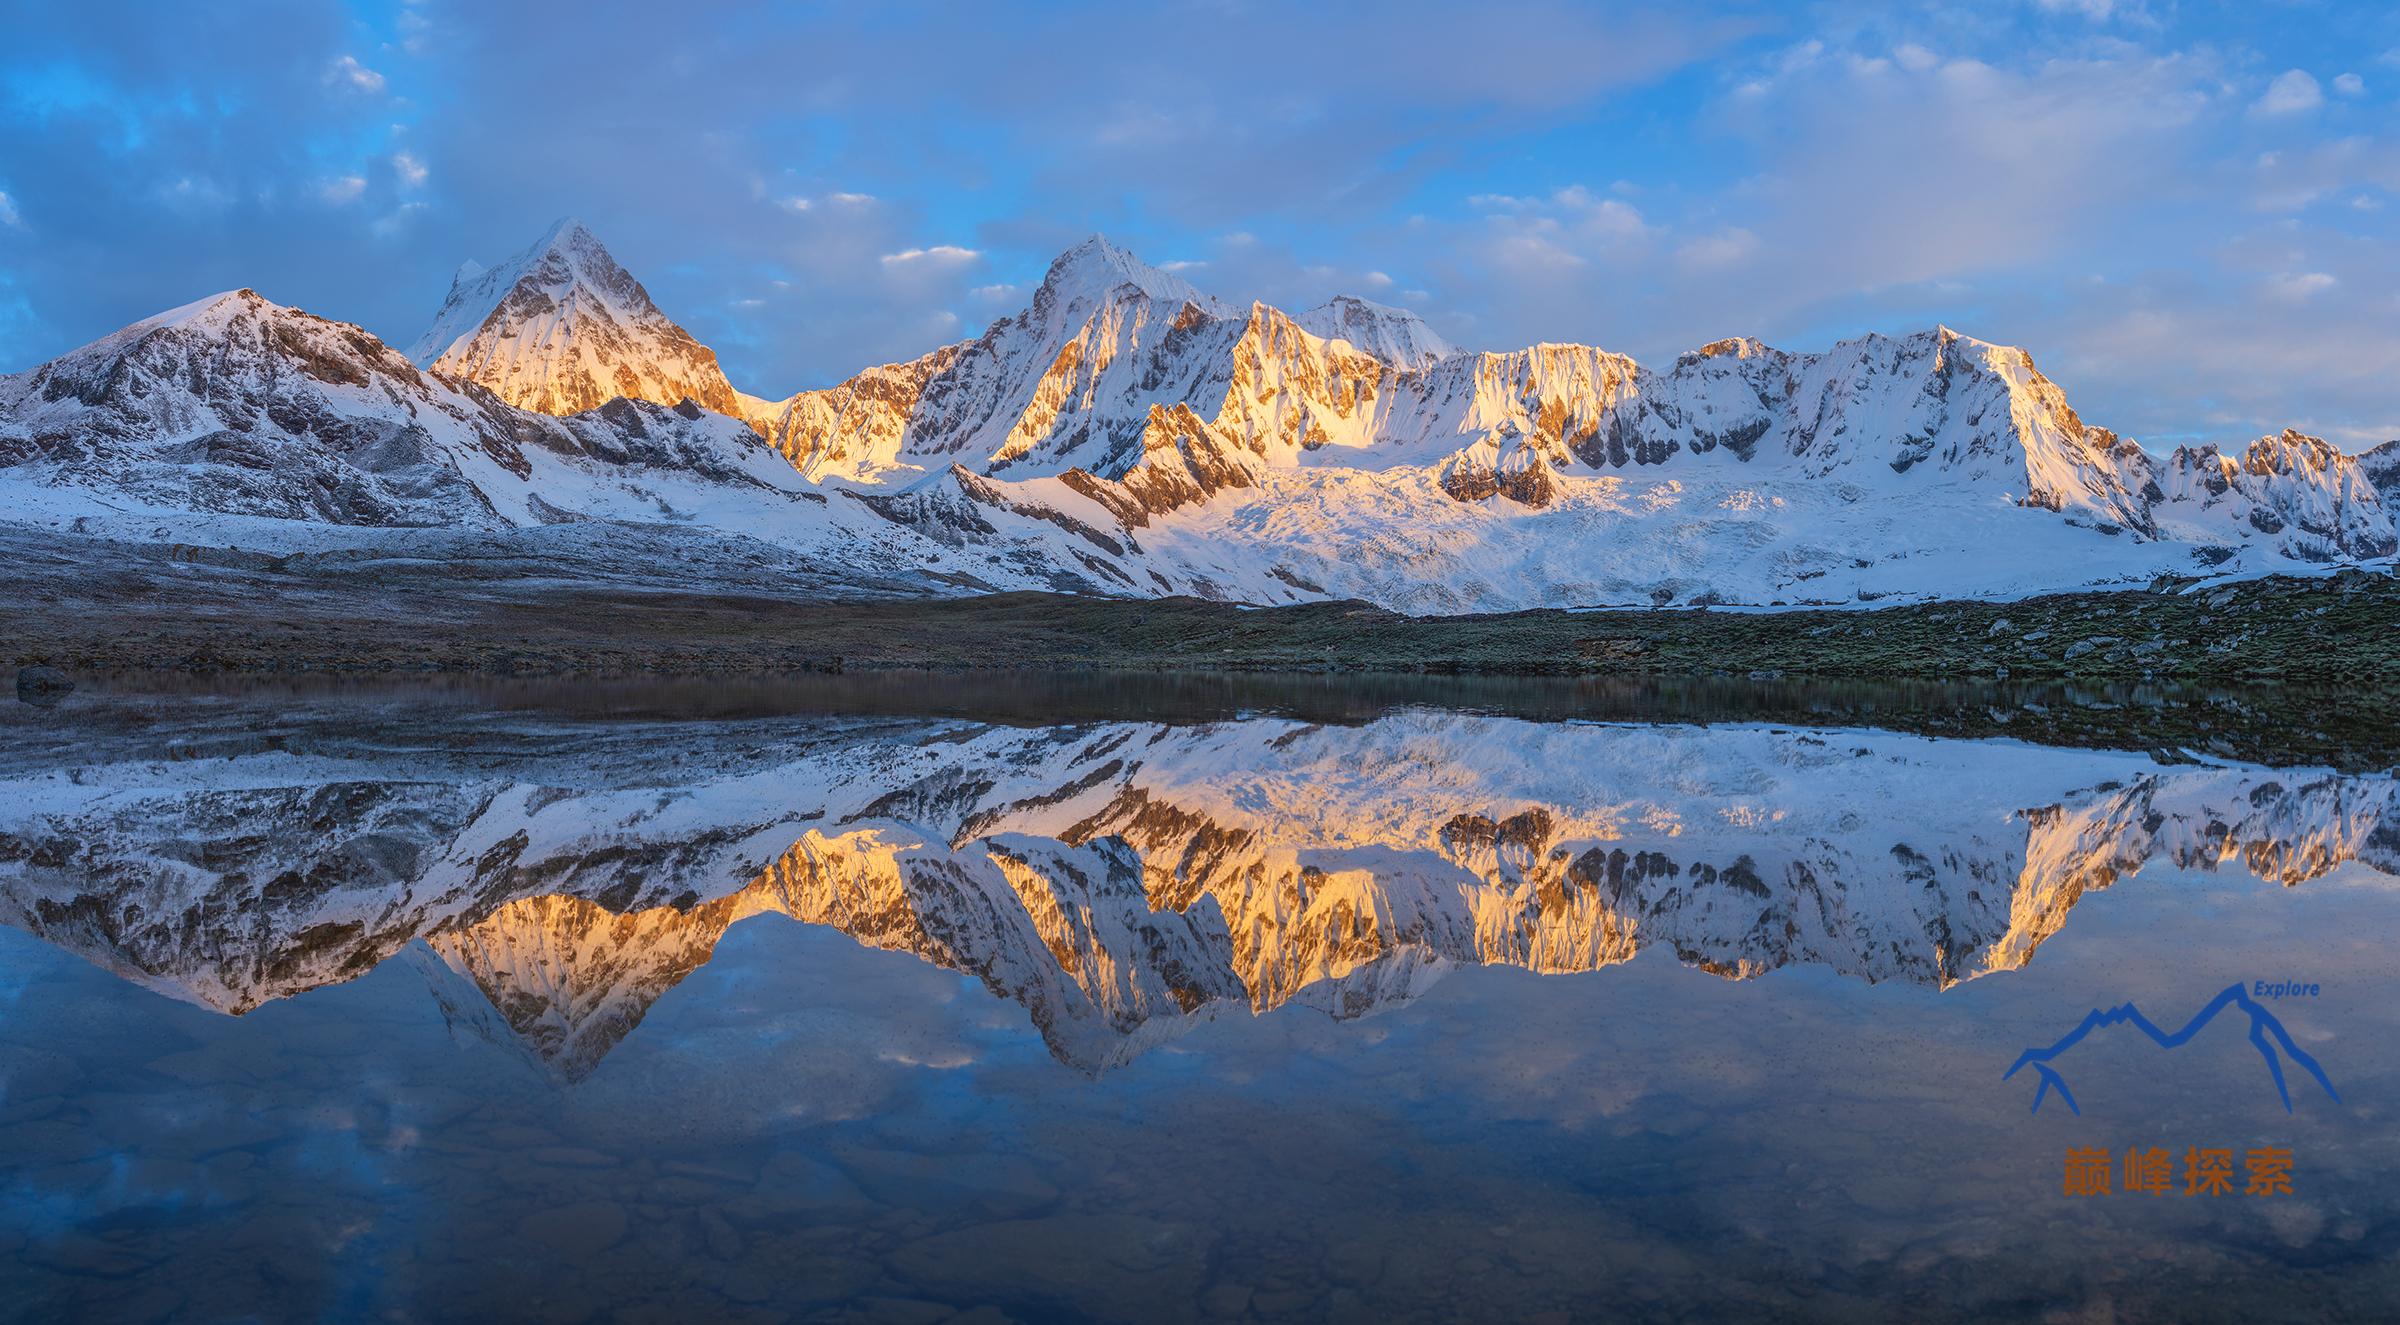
left=5, top=222, right=2394, bottom=610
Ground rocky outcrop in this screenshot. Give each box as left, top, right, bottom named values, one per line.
left=2361, top=439, right=2400, bottom=505
left=753, top=343, right=966, bottom=484
left=2158, top=430, right=2396, bottom=562
left=1082, top=404, right=1266, bottom=523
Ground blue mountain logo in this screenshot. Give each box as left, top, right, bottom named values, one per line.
left=2004, top=983, right=2340, bottom=1116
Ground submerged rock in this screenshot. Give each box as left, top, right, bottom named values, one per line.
left=16, top=665, right=73, bottom=707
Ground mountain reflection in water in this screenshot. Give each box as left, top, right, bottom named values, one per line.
left=6, top=710, right=2391, bottom=1081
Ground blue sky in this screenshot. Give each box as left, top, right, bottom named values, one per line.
left=2, top=0, right=2395, bottom=448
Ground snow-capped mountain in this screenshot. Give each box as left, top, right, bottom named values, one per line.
left=0, top=289, right=523, bottom=526
left=409, top=218, right=746, bottom=420
left=4, top=714, right=2391, bottom=1077
left=1293, top=294, right=1457, bottom=371
left=0, top=284, right=809, bottom=523
left=753, top=343, right=965, bottom=485
left=4, top=222, right=2393, bottom=610
left=2156, top=429, right=2396, bottom=563
left=733, top=233, right=2395, bottom=607
left=2360, top=438, right=2400, bottom=504
left=0, top=285, right=1052, bottom=592
left=427, top=890, right=749, bottom=1083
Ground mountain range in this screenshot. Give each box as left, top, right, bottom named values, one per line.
left=5, top=712, right=2392, bottom=1079
left=3, top=219, right=2394, bottom=610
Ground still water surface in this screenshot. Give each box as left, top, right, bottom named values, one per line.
left=1, top=683, right=2394, bottom=1322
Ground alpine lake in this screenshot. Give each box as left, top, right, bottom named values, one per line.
left=2, top=674, right=2394, bottom=1323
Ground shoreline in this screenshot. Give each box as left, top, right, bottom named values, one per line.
left=11, top=625, right=2399, bottom=776
left=7, top=562, right=2395, bottom=684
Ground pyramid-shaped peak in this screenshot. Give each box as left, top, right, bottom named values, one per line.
left=410, top=219, right=656, bottom=366
left=1057, top=232, right=1137, bottom=267
left=407, top=217, right=738, bottom=417
left=1035, top=234, right=1218, bottom=315
left=533, top=216, right=609, bottom=261
left=515, top=217, right=636, bottom=289
left=435, top=218, right=636, bottom=309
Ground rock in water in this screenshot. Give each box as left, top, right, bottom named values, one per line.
left=16, top=666, right=73, bottom=707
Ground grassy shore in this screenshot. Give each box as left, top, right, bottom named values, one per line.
left=8, top=543, right=2397, bottom=769
left=7, top=553, right=2395, bottom=685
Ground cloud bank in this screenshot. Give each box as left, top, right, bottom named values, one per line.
left=1, top=0, right=2393, bottom=447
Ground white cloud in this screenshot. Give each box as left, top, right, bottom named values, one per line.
left=2253, top=70, right=2323, bottom=116
left=830, top=191, right=876, bottom=205
left=1417, top=37, right=2245, bottom=396
left=778, top=196, right=812, bottom=213
left=370, top=201, right=426, bottom=239
left=0, top=191, right=19, bottom=228
left=880, top=245, right=980, bottom=266
left=2332, top=73, right=2364, bottom=97
left=1674, top=226, right=1760, bottom=272
left=1363, top=270, right=1395, bottom=288
left=2035, top=0, right=2116, bottom=16
left=391, top=152, right=428, bottom=188
left=327, top=55, right=385, bottom=94
left=2267, top=271, right=2337, bottom=301
left=1157, top=260, right=1207, bottom=272
left=1464, top=185, right=1655, bottom=284
left=1554, top=188, right=1648, bottom=238
left=967, top=283, right=1019, bottom=300
left=157, top=175, right=233, bottom=213
left=397, top=9, right=434, bottom=54
left=317, top=175, right=367, bottom=204
left=1712, top=46, right=2210, bottom=287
